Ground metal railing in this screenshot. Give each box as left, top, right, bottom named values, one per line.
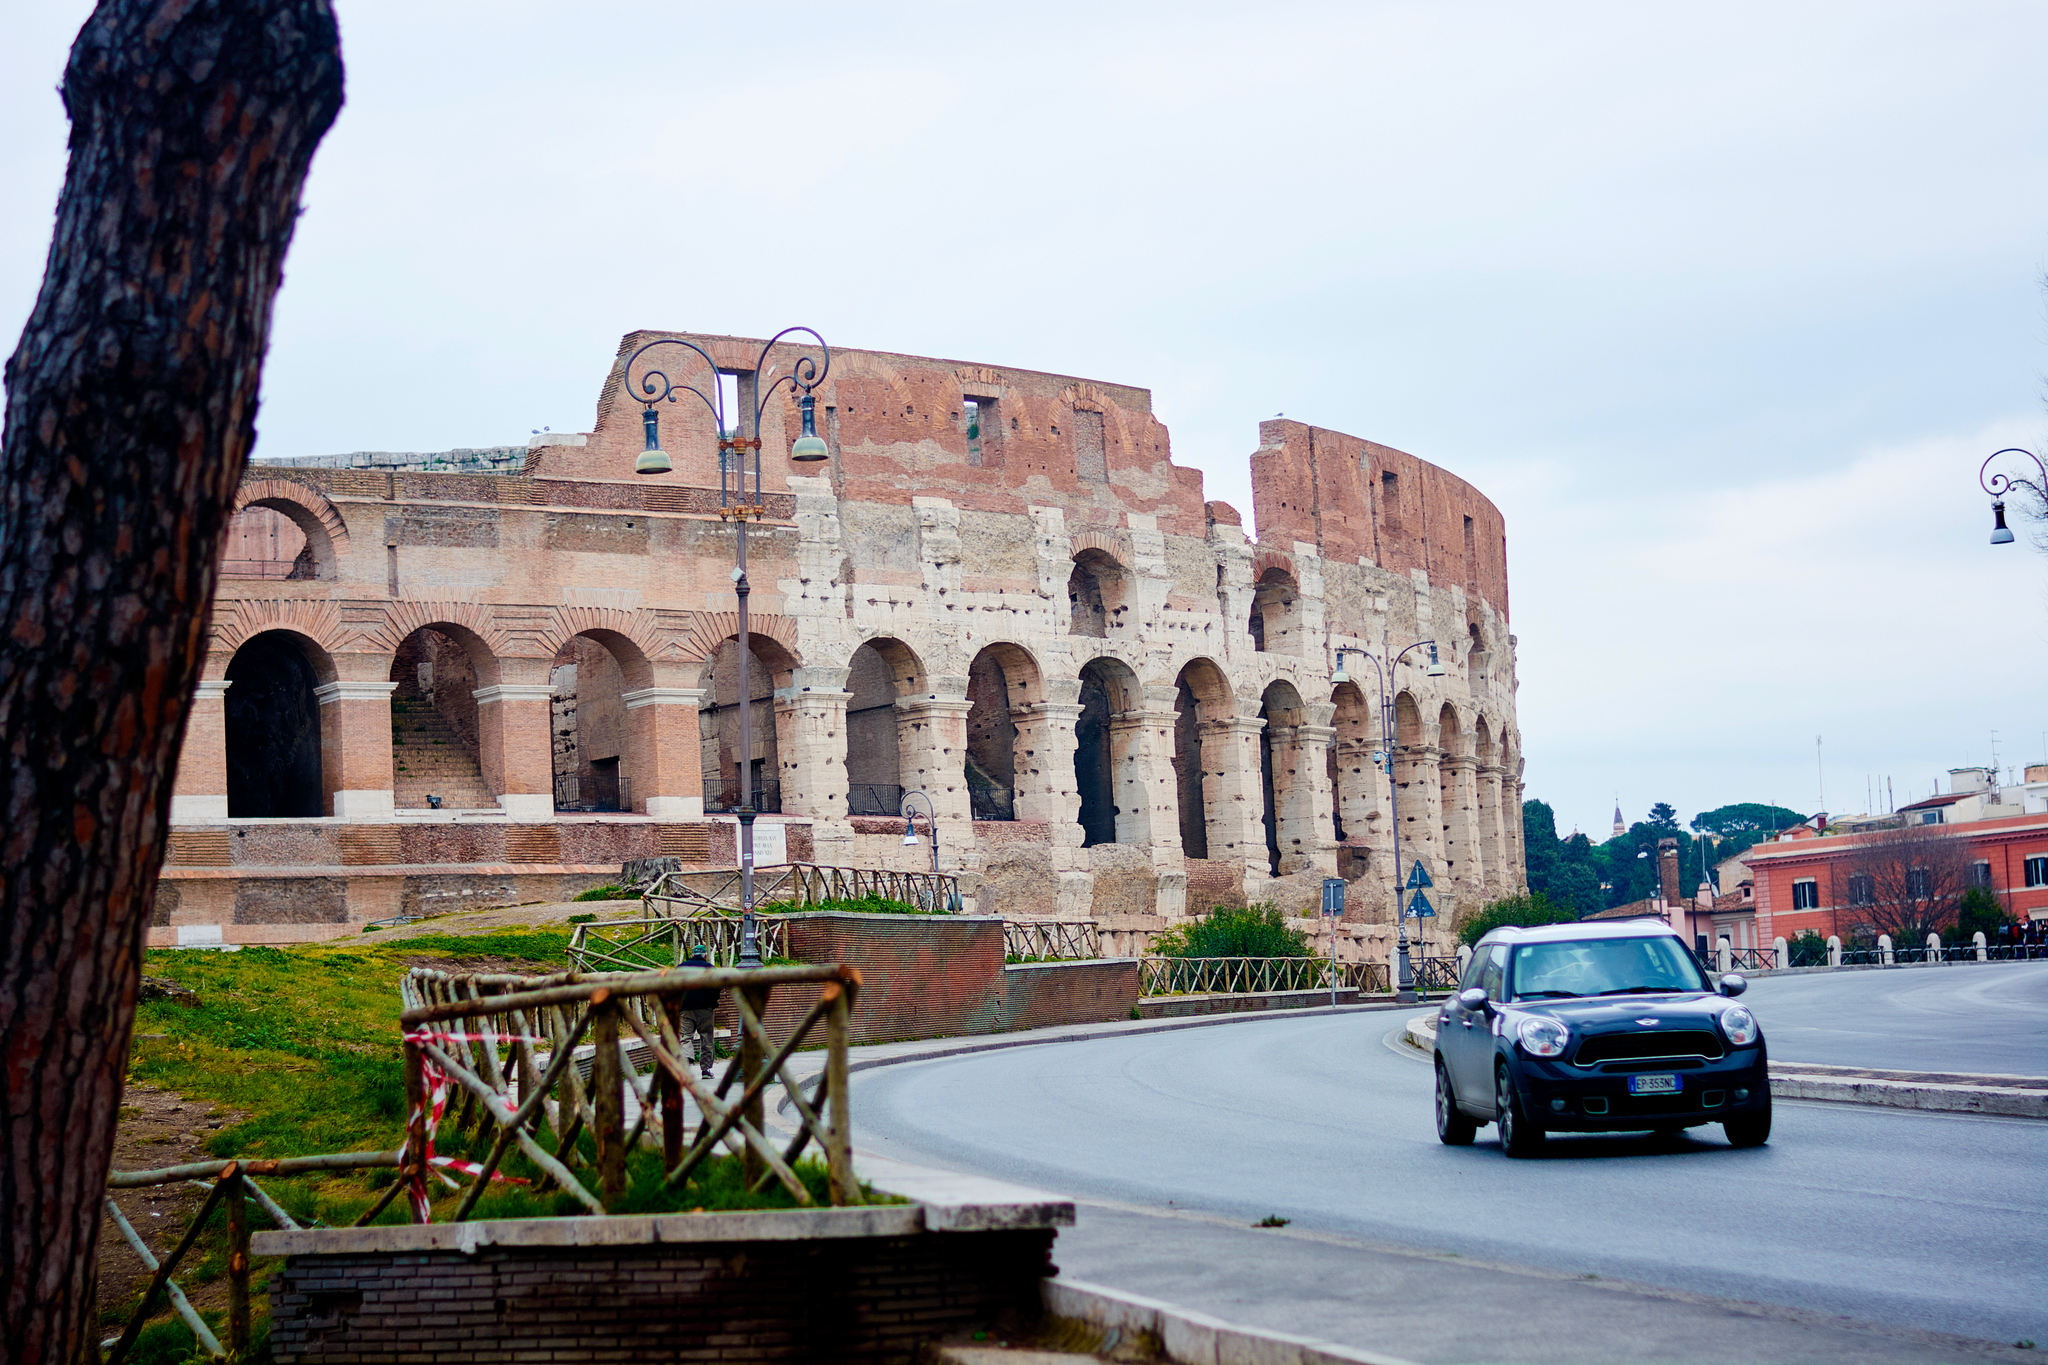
left=1004, top=920, right=1102, bottom=961
left=969, top=788, right=1014, bottom=821
left=1416, top=957, right=1462, bottom=991
left=398, top=964, right=861, bottom=1216
left=847, top=783, right=902, bottom=817
left=704, top=780, right=781, bottom=815
left=553, top=774, right=632, bottom=813
left=1728, top=947, right=1779, bottom=971
left=1140, top=956, right=1391, bottom=996
left=642, top=862, right=961, bottom=917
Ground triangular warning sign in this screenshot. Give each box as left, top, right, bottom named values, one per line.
left=1405, top=862, right=1434, bottom=890
left=1407, top=889, right=1437, bottom=918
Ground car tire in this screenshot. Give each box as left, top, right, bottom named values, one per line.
left=1497, top=1065, right=1544, bottom=1158
left=1724, top=1097, right=1772, bottom=1148
left=1436, top=1061, right=1477, bottom=1146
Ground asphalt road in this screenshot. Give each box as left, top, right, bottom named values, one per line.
left=849, top=985, right=2048, bottom=1364
left=1741, top=961, right=2048, bottom=1074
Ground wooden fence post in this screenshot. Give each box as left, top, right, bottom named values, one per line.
left=660, top=994, right=684, bottom=1169
left=825, top=984, right=854, bottom=1206
left=591, top=991, right=626, bottom=1206
left=226, top=1168, right=250, bottom=1356
left=740, top=983, right=770, bottom=1191
left=401, top=1036, right=428, bottom=1222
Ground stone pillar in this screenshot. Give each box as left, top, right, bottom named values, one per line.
left=171, top=679, right=232, bottom=822
left=1507, top=778, right=1528, bottom=889
left=1476, top=764, right=1505, bottom=898
left=1443, top=754, right=1482, bottom=898
left=1334, top=731, right=1390, bottom=888
left=1010, top=691, right=1090, bottom=917
left=622, top=682, right=706, bottom=820
left=896, top=694, right=975, bottom=871
left=775, top=665, right=853, bottom=864
left=474, top=675, right=555, bottom=820
left=1297, top=702, right=1340, bottom=878
left=1129, top=685, right=1188, bottom=915
left=1205, top=715, right=1267, bottom=890
left=314, top=679, right=398, bottom=818
left=1395, top=736, right=1444, bottom=906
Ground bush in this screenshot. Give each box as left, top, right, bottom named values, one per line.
left=1786, top=929, right=1830, bottom=966
left=1152, top=903, right=1312, bottom=958
left=572, top=884, right=639, bottom=902
left=1952, top=886, right=2009, bottom=942
left=1457, top=891, right=1577, bottom=947
left=758, top=892, right=943, bottom=916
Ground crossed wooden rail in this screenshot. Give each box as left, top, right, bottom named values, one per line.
left=642, top=862, right=961, bottom=916
left=398, top=964, right=862, bottom=1214
left=1003, top=919, right=1102, bottom=961
left=1139, top=956, right=1393, bottom=996
left=566, top=915, right=789, bottom=972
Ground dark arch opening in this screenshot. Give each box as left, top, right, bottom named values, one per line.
left=1074, top=660, right=1123, bottom=846
left=966, top=645, right=1035, bottom=821
left=225, top=632, right=325, bottom=818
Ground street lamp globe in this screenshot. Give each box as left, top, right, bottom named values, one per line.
left=1990, top=500, right=2015, bottom=545
left=635, top=407, right=672, bottom=476
left=790, top=394, right=829, bottom=463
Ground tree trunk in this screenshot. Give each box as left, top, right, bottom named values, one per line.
left=0, top=4, right=341, bottom=1360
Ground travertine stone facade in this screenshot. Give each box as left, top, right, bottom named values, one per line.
left=174, top=332, right=1525, bottom=946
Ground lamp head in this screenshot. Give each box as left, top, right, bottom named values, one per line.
left=790, top=392, right=829, bottom=463
left=1425, top=643, right=1446, bottom=678
left=1331, top=660, right=1351, bottom=686
left=902, top=820, right=920, bottom=847
left=1991, top=500, right=2015, bottom=545
left=635, top=407, right=672, bottom=476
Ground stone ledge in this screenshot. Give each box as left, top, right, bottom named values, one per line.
left=1140, top=988, right=1365, bottom=1019
left=1045, top=1276, right=1422, bottom=1365
left=252, top=1204, right=923, bottom=1257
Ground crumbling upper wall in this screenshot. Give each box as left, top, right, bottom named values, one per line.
left=528, top=333, right=1209, bottom=538
left=1250, top=419, right=1509, bottom=623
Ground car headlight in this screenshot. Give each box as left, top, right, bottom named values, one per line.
left=1721, top=1004, right=1759, bottom=1047
left=1516, top=1016, right=1569, bottom=1058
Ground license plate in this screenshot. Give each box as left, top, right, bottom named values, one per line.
left=1628, top=1073, right=1681, bottom=1095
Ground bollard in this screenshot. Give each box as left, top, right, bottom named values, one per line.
left=1975, top=930, right=1988, bottom=962
left=1827, top=934, right=1841, bottom=968
left=1879, top=933, right=1893, bottom=966
left=1716, top=938, right=1732, bottom=975
left=1773, top=937, right=1787, bottom=970
left=1927, top=932, right=1942, bottom=965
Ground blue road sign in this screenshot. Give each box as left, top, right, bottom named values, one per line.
left=1405, top=863, right=1434, bottom=890
left=1321, top=878, right=1346, bottom=915
left=1406, top=889, right=1437, bottom=919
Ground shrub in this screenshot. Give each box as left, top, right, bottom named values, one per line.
left=1786, top=929, right=1830, bottom=966
left=1152, top=903, right=1312, bottom=958
left=758, top=892, right=942, bottom=916
left=1952, top=886, right=2009, bottom=942
left=1457, top=891, right=1577, bottom=947
left=572, top=884, right=639, bottom=902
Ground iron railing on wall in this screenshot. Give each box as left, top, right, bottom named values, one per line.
left=643, top=862, right=962, bottom=917
left=1140, top=956, right=1391, bottom=997
left=553, top=774, right=632, bottom=813
left=1004, top=920, right=1102, bottom=961
left=704, top=780, right=781, bottom=815
left=847, top=783, right=902, bottom=817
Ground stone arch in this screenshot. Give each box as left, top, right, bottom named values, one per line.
left=388, top=620, right=503, bottom=810
left=676, top=610, right=802, bottom=667
left=549, top=629, right=661, bottom=813
left=1330, top=680, right=1376, bottom=856
left=225, top=629, right=336, bottom=818
left=1249, top=565, right=1302, bottom=655
left=1067, top=548, right=1128, bottom=639
left=1258, top=679, right=1309, bottom=875
left=700, top=630, right=801, bottom=814
left=543, top=607, right=666, bottom=687
left=966, top=641, right=1042, bottom=821
left=1438, top=701, right=1476, bottom=888
left=845, top=636, right=926, bottom=815
left=1075, top=655, right=1142, bottom=847
left=1171, top=657, right=1233, bottom=860
left=211, top=599, right=349, bottom=664
left=228, top=479, right=349, bottom=580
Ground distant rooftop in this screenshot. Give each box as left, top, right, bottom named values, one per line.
left=253, top=446, right=526, bottom=473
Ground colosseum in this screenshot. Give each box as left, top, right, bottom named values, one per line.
left=158, top=331, right=1525, bottom=965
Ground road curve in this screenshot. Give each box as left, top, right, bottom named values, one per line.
left=1742, top=961, right=2048, bottom=1074
left=849, top=980, right=2048, bottom=1363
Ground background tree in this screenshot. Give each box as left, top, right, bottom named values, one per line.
left=0, top=4, right=342, bottom=1360
left=1458, top=891, right=1577, bottom=946
left=1690, top=803, right=1808, bottom=861
left=1954, top=886, right=2009, bottom=942
left=1840, top=824, right=1974, bottom=945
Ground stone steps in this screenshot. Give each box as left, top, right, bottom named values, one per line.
left=391, top=693, right=493, bottom=809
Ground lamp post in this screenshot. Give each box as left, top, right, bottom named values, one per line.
left=625, top=328, right=831, bottom=967
left=1980, top=447, right=2045, bottom=545
left=1332, top=639, right=1445, bottom=1002
left=899, top=790, right=944, bottom=911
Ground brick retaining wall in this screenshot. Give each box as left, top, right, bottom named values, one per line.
left=265, top=1228, right=1054, bottom=1364
left=1002, top=959, right=1139, bottom=1030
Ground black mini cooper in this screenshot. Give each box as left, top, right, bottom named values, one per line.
left=1434, top=919, right=1770, bottom=1156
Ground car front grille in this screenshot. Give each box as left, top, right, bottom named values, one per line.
left=1572, top=1030, right=1724, bottom=1066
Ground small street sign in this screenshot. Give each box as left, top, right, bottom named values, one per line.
left=1321, top=878, right=1346, bottom=916
left=1405, top=862, right=1434, bottom=890
left=1406, top=889, right=1437, bottom=919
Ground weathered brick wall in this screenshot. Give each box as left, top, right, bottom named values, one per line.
left=1001, top=960, right=1138, bottom=1031
left=267, top=1229, right=1054, bottom=1364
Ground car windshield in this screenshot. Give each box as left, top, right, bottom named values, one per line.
left=1507, top=936, right=1708, bottom=1000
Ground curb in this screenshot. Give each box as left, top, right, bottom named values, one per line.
left=1043, top=1276, right=1423, bottom=1365
left=1400, top=1011, right=2047, bottom=1119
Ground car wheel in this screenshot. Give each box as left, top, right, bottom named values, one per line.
left=1496, top=1065, right=1544, bottom=1158
left=1436, top=1061, right=1477, bottom=1146
left=1724, top=1096, right=1772, bottom=1148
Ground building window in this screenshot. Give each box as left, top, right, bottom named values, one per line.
left=963, top=397, right=995, bottom=467
left=1907, top=867, right=1931, bottom=899
left=1847, top=874, right=1874, bottom=906
left=2026, top=856, right=2048, bottom=889
left=1973, top=861, right=1993, bottom=887
left=1919, top=810, right=1943, bottom=825
left=1074, top=409, right=1106, bottom=482
left=1791, top=879, right=1819, bottom=910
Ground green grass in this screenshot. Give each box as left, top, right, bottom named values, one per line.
left=572, top=884, right=640, bottom=902
left=760, top=891, right=942, bottom=916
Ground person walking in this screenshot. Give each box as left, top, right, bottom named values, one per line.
left=679, top=943, right=721, bottom=1080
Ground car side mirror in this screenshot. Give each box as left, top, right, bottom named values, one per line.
left=1457, top=986, right=1490, bottom=1011
left=1718, top=973, right=1747, bottom=998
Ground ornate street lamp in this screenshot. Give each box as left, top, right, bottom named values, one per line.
left=623, top=328, right=831, bottom=967
left=1332, top=639, right=1444, bottom=1002
left=898, top=790, right=948, bottom=911
left=1980, top=447, right=2044, bottom=546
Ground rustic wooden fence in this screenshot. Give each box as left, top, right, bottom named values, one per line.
left=566, top=915, right=790, bottom=972
left=1139, top=956, right=1391, bottom=996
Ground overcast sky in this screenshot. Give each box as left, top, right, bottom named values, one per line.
left=5, top=1, right=2045, bottom=838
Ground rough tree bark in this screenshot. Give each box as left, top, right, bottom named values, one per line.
left=0, top=4, right=341, bottom=1360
